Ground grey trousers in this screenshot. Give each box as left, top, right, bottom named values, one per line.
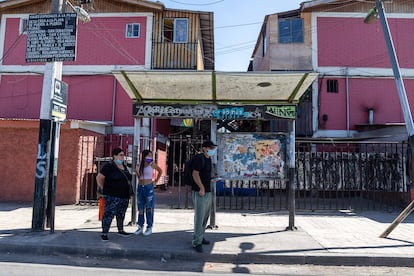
left=192, top=191, right=212, bottom=247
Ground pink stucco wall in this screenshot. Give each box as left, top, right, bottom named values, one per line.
left=0, top=15, right=145, bottom=127
left=0, top=75, right=43, bottom=119
left=317, top=17, right=414, bottom=68
left=2, top=16, right=147, bottom=65
left=319, top=78, right=414, bottom=130
left=0, top=74, right=134, bottom=126
left=317, top=16, right=414, bottom=130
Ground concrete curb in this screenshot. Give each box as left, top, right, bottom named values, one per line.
left=2, top=242, right=414, bottom=267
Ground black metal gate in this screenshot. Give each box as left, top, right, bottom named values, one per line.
left=80, top=135, right=411, bottom=211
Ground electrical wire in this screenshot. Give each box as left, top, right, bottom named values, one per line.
left=1, top=0, right=413, bottom=72
left=169, top=0, right=224, bottom=6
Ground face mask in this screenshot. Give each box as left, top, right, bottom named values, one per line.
left=115, top=159, right=123, bottom=165
left=145, top=158, right=153, bottom=163
left=207, top=148, right=216, bottom=157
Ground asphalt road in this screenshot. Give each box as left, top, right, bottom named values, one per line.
left=1, top=252, right=414, bottom=276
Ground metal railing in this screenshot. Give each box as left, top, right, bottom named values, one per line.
left=215, top=141, right=410, bottom=211
left=79, top=137, right=411, bottom=211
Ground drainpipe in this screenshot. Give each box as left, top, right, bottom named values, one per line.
left=368, top=108, right=374, bottom=125
left=345, top=67, right=350, bottom=137
left=111, top=77, right=117, bottom=132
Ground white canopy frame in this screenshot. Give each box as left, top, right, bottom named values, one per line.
left=113, top=70, right=318, bottom=230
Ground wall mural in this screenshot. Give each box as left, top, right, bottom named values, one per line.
left=133, top=104, right=297, bottom=120
left=217, top=133, right=287, bottom=179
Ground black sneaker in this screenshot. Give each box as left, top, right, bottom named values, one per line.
left=193, top=244, right=203, bottom=253
left=117, top=230, right=131, bottom=237
left=101, top=234, right=109, bottom=241
left=202, top=238, right=210, bottom=245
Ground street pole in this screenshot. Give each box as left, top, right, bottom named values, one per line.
left=32, top=0, right=64, bottom=232
left=376, top=0, right=414, bottom=139
left=130, top=117, right=141, bottom=226
left=287, top=119, right=297, bottom=230
left=372, top=0, right=414, bottom=237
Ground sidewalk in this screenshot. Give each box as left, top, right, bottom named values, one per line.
left=1, top=202, right=414, bottom=267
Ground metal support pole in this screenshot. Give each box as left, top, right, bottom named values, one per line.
left=287, top=120, right=297, bottom=230
left=208, top=119, right=218, bottom=229
left=184, top=136, right=190, bottom=209
left=46, top=120, right=60, bottom=233
left=130, top=117, right=141, bottom=226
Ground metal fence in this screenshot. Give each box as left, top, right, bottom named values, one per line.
left=216, top=141, right=410, bottom=211
left=79, top=134, right=152, bottom=203
left=80, top=136, right=411, bottom=211
left=295, top=141, right=409, bottom=211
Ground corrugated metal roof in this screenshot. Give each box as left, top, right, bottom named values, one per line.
left=113, top=70, right=318, bottom=105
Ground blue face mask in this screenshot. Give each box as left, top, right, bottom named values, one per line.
left=145, top=158, right=153, bottom=163
left=115, top=159, right=123, bottom=165
left=207, top=148, right=216, bottom=157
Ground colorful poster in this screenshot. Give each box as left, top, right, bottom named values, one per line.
left=217, top=133, right=286, bottom=179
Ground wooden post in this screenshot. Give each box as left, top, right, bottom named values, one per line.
left=379, top=200, right=414, bottom=238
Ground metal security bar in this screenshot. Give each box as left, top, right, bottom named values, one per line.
left=215, top=141, right=409, bottom=211
left=295, top=141, right=409, bottom=211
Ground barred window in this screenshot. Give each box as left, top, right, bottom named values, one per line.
left=327, top=79, right=338, bottom=93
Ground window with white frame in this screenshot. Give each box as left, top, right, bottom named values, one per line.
left=163, top=18, right=188, bottom=43
left=20, top=18, right=28, bottom=34
left=125, top=23, right=140, bottom=38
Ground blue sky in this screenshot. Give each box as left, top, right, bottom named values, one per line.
left=160, top=0, right=304, bottom=71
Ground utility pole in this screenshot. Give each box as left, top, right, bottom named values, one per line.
left=364, top=0, right=414, bottom=237
left=31, top=0, right=89, bottom=232
left=375, top=0, right=414, bottom=237
left=32, top=0, right=64, bottom=232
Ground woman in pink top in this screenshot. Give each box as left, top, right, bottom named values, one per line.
left=134, top=150, right=162, bottom=236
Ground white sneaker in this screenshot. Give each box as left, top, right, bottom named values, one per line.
left=143, top=227, right=152, bottom=236
left=134, top=226, right=143, bottom=235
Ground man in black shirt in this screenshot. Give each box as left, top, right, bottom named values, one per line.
left=191, top=140, right=217, bottom=253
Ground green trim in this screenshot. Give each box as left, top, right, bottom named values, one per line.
left=211, top=71, right=217, bottom=103
left=121, top=71, right=142, bottom=102
left=288, top=72, right=308, bottom=103
left=135, top=99, right=299, bottom=105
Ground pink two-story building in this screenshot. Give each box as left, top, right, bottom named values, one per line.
left=250, top=0, right=414, bottom=139
left=0, top=0, right=214, bottom=203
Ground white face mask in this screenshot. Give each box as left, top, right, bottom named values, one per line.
left=207, top=148, right=217, bottom=157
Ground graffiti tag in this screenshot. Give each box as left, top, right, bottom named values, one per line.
left=36, top=144, right=47, bottom=179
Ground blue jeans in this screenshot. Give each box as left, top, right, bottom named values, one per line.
left=192, top=191, right=212, bottom=247
left=137, top=183, right=155, bottom=228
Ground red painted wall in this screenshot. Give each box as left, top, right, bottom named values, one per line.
left=0, top=75, right=134, bottom=126
left=319, top=78, right=414, bottom=130
left=317, top=16, right=414, bottom=130
left=0, top=120, right=104, bottom=203
left=0, top=15, right=144, bottom=127
left=317, top=17, right=414, bottom=68
left=2, top=18, right=27, bottom=65
left=3, top=16, right=147, bottom=65
left=0, top=75, right=43, bottom=119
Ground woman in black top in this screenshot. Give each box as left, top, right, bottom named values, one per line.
left=96, top=148, right=132, bottom=241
